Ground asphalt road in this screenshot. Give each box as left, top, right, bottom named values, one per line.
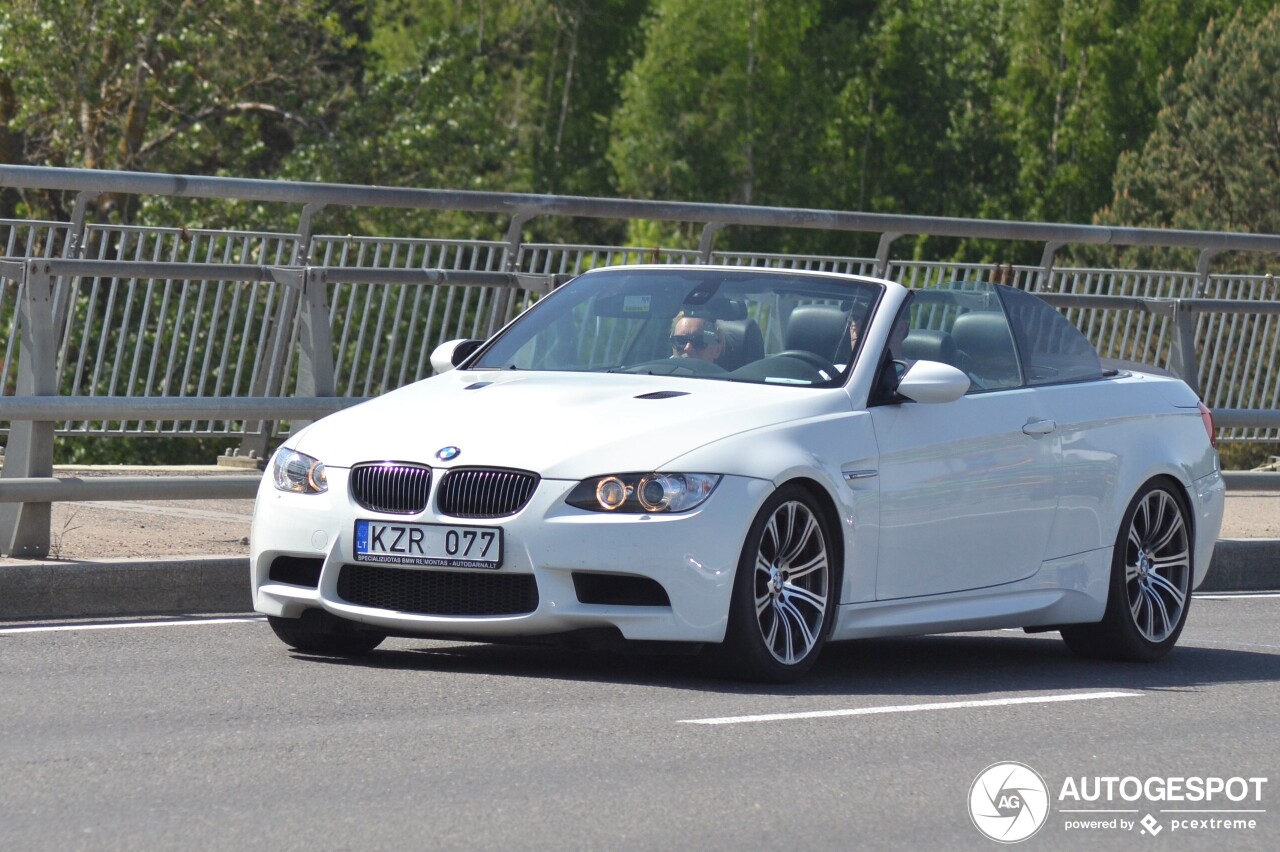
left=1, top=594, right=1276, bottom=851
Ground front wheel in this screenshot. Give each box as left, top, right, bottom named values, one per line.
left=1061, top=480, right=1193, bottom=662
left=707, top=486, right=837, bottom=682
left=268, top=613, right=386, bottom=656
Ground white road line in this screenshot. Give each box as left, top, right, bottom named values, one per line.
left=1181, top=638, right=1280, bottom=651
left=679, top=691, right=1141, bottom=726
left=0, top=616, right=266, bottom=635
left=1195, top=592, right=1280, bottom=600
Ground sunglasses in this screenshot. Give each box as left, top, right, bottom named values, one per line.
left=670, top=330, right=719, bottom=350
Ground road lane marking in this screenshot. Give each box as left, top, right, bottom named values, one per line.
left=0, top=616, right=265, bottom=635
left=679, top=691, right=1141, bottom=726
left=1194, top=592, right=1280, bottom=600
left=1181, top=638, right=1280, bottom=651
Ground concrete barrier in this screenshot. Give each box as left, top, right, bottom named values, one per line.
left=0, top=557, right=250, bottom=620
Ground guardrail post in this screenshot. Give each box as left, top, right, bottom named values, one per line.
left=698, top=223, right=725, bottom=263
left=1171, top=301, right=1202, bottom=396
left=1194, top=248, right=1220, bottom=298
left=490, top=213, right=534, bottom=337
left=1036, top=241, right=1065, bottom=292
left=0, top=260, right=57, bottom=557
left=291, top=267, right=336, bottom=433
left=1144, top=298, right=1202, bottom=396
left=237, top=204, right=326, bottom=460
left=874, top=232, right=902, bottom=278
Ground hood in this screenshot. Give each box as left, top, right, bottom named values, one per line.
left=291, top=370, right=850, bottom=479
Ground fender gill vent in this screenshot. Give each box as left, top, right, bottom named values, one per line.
left=635, top=391, right=689, bottom=400
left=465, top=382, right=493, bottom=390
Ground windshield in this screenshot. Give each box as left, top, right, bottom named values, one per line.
left=471, top=267, right=882, bottom=387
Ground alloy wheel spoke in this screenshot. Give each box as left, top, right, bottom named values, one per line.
left=775, top=602, right=797, bottom=662
left=777, top=597, right=817, bottom=655
left=1130, top=585, right=1145, bottom=621
left=784, top=583, right=827, bottom=616
left=1147, top=570, right=1187, bottom=610
left=1145, top=587, right=1160, bottom=637
left=788, top=550, right=827, bottom=582
left=778, top=511, right=817, bottom=566
left=1147, top=586, right=1172, bottom=639
left=1149, top=511, right=1185, bottom=554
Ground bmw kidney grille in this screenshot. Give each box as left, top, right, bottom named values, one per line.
left=350, top=462, right=432, bottom=514
left=437, top=468, right=539, bottom=518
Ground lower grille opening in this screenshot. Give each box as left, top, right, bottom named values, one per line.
left=337, top=564, right=539, bottom=616
left=268, top=556, right=324, bottom=588
left=572, top=572, right=671, bottom=607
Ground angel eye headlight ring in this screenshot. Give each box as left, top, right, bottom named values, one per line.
left=567, top=473, right=720, bottom=513
left=595, top=476, right=630, bottom=510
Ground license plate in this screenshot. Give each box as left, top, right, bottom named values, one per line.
left=353, top=520, right=503, bottom=569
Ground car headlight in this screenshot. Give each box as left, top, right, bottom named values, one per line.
left=272, top=448, right=328, bottom=494
left=566, top=473, right=721, bottom=513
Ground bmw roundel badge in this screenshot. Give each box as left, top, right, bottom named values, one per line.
left=436, top=446, right=461, bottom=461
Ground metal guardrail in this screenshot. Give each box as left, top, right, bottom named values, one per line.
left=2, top=165, right=1278, bottom=558
left=0, top=257, right=557, bottom=556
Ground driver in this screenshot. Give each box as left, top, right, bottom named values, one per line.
left=670, top=312, right=724, bottom=362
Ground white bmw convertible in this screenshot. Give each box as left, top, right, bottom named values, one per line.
left=251, top=265, right=1225, bottom=681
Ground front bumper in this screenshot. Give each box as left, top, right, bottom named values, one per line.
left=251, top=469, right=772, bottom=643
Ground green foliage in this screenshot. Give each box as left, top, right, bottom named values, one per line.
left=610, top=0, right=824, bottom=207
left=7, top=0, right=1275, bottom=247
left=1217, top=441, right=1280, bottom=471
left=1100, top=6, right=1280, bottom=239
left=0, top=0, right=367, bottom=220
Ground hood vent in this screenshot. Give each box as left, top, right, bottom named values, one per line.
left=635, top=391, right=689, bottom=400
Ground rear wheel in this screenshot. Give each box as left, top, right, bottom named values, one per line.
left=268, top=612, right=386, bottom=656
left=1061, top=480, right=1192, bottom=661
left=708, top=486, right=837, bottom=682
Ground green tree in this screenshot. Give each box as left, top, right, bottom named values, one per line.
left=822, top=0, right=1012, bottom=222
left=609, top=0, right=825, bottom=209
left=1100, top=6, right=1280, bottom=238
left=996, top=0, right=1274, bottom=225
left=0, top=0, right=368, bottom=220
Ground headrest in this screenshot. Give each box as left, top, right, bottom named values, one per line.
left=901, top=329, right=956, bottom=363
left=785, top=304, right=848, bottom=353
left=952, top=312, right=1015, bottom=357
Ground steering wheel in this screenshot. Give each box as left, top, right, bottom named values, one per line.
left=619, top=358, right=727, bottom=377
left=774, top=349, right=841, bottom=380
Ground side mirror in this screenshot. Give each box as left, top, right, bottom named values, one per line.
left=429, top=339, right=484, bottom=374
left=895, top=360, right=970, bottom=404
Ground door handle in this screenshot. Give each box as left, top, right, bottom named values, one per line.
left=1022, top=418, right=1057, bottom=436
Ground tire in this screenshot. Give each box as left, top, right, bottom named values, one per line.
left=268, top=612, right=386, bottom=656
left=1061, top=480, right=1193, bottom=662
left=707, top=486, right=838, bottom=682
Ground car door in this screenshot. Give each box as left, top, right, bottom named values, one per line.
left=868, top=287, right=1063, bottom=599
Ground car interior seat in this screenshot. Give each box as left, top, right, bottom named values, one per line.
left=717, top=318, right=765, bottom=370
left=784, top=304, right=850, bottom=363
left=951, top=311, right=1022, bottom=389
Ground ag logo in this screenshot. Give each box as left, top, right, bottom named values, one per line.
left=969, top=762, right=1050, bottom=843
left=436, top=446, right=461, bottom=461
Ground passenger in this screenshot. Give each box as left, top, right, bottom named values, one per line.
left=670, top=312, right=724, bottom=362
